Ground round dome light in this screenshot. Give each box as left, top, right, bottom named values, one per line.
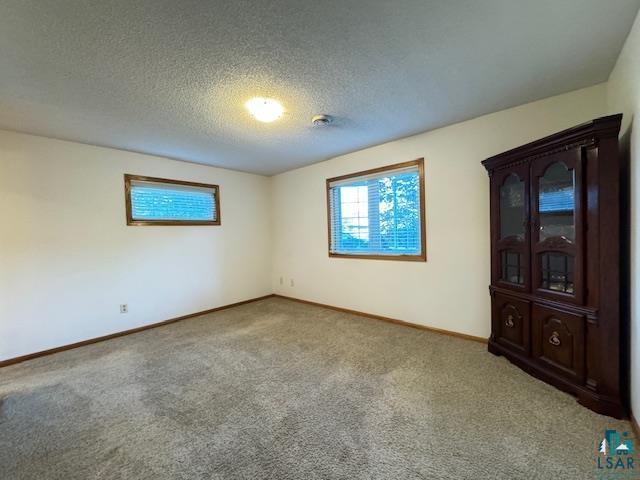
left=245, top=97, right=285, bottom=123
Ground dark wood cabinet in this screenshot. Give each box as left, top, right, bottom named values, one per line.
left=531, top=304, right=585, bottom=384
left=482, top=114, right=627, bottom=418
left=492, top=293, right=531, bottom=355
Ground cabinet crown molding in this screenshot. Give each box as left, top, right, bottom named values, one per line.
left=482, top=114, right=622, bottom=175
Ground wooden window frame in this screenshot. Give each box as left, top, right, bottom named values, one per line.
left=124, top=174, right=221, bottom=226
left=326, top=158, right=426, bottom=262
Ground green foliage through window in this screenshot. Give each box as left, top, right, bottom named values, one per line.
left=328, top=162, right=423, bottom=257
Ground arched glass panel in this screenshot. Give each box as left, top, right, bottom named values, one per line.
left=538, top=162, right=575, bottom=242
left=500, top=174, right=525, bottom=239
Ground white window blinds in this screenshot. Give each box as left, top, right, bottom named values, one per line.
left=125, top=175, right=220, bottom=225
left=327, top=160, right=424, bottom=258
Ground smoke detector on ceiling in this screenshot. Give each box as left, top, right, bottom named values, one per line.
left=312, top=114, right=333, bottom=127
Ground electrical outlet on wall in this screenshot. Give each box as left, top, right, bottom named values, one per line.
left=120, top=304, right=128, bottom=314
left=279, top=276, right=283, bottom=285
left=290, top=279, right=295, bottom=287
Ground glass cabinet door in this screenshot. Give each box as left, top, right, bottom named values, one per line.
left=500, top=174, right=526, bottom=241
left=538, top=162, right=575, bottom=244
left=531, top=148, right=583, bottom=303
left=492, top=165, right=530, bottom=291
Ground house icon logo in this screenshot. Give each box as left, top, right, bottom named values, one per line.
left=597, top=429, right=635, bottom=476
left=617, top=443, right=630, bottom=455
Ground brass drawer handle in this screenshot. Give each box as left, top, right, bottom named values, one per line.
left=549, top=331, right=561, bottom=346
left=505, top=314, right=514, bottom=328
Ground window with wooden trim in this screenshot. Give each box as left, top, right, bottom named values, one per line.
left=124, top=175, right=220, bottom=226
left=326, top=158, right=426, bottom=261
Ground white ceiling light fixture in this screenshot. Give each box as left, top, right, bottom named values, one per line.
left=245, top=97, right=285, bottom=123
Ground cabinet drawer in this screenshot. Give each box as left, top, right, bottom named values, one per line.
left=532, top=304, right=585, bottom=383
left=492, top=293, right=530, bottom=354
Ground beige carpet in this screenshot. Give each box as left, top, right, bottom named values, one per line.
left=0, top=297, right=634, bottom=479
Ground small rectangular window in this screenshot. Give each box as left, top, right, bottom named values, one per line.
left=326, top=159, right=426, bottom=261
left=124, top=174, right=220, bottom=225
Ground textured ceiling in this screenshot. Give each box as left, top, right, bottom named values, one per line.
left=1, top=0, right=639, bottom=175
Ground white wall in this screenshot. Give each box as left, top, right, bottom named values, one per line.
left=607, top=11, right=640, bottom=422
left=271, top=84, right=607, bottom=338
left=0, top=82, right=615, bottom=361
left=0, top=131, right=272, bottom=361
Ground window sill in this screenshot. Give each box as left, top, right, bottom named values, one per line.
left=329, top=252, right=426, bottom=262
left=127, top=220, right=220, bottom=226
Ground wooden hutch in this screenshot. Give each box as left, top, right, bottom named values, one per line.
left=482, top=114, right=627, bottom=418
